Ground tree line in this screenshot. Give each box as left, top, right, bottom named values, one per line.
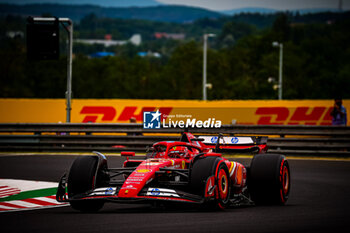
left=0, top=12, right=349, bottom=99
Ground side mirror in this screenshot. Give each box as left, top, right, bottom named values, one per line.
left=121, top=151, right=135, bottom=157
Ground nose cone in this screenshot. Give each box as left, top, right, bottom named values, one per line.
left=118, top=159, right=174, bottom=198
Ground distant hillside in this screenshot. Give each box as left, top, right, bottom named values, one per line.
left=0, top=3, right=223, bottom=22
left=222, top=7, right=341, bottom=15
left=222, top=7, right=278, bottom=15
left=294, top=8, right=341, bottom=14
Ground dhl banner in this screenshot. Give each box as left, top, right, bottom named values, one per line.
left=0, top=99, right=348, bottom=125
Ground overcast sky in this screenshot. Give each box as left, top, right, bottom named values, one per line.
left=158, top=0, right=350, bottom=11
left=1, top=0, right=349, bottom=11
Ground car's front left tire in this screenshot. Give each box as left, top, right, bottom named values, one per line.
left=248, top=154, right=290, bottom=205
left=190, top=156, right=231, bottom=209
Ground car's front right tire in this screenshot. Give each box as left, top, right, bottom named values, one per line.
left=67, top=156, right=106, bottom=212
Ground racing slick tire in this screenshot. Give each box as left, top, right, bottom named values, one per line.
left=67, top=156, right=108, bottom=212
left=190, top=156, right=231, bottom=209
left=248, top=154, right=290, bottom=205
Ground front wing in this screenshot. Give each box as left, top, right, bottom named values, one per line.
left=56, top=175, right=204, bottom=205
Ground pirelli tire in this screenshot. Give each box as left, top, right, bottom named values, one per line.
left=190, top=156, right=231, bottom=209
left=67, top=156, right=108, bottom=212
left=248, top=154, right=290, bottom=205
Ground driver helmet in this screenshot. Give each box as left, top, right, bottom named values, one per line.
left=169, top=146, right=188, bottom=158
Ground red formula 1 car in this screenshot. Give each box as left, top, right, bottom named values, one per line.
left=56, top=132, right=290, bottom=211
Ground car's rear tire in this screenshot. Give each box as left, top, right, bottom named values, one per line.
left=190, top=156, right=230, bottom=209
left=67, top=156, right=107, bottom=212
left=248, top=154, right=290, bottom=205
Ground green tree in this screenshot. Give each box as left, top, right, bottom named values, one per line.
left=162, top=41, right=202, bottom=99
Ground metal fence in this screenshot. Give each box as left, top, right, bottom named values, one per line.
left=0, top=123, right=349, bottom=156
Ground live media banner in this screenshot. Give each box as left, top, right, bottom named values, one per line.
left=0, top=99, right=348, bottom=125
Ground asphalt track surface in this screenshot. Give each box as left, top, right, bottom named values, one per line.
left=0, top=154, right=349, bottom=233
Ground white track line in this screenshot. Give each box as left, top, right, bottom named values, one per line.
left=0, top=203, right=70, bottom=213
left=0, top=205, right=16, bottom=210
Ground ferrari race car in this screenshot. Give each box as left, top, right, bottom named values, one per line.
left=56, top=132, right=290, bottom=211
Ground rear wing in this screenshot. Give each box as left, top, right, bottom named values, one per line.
left=196, top=135, right=268, bottom=154
left=197, top=136, right=267, bottom=145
